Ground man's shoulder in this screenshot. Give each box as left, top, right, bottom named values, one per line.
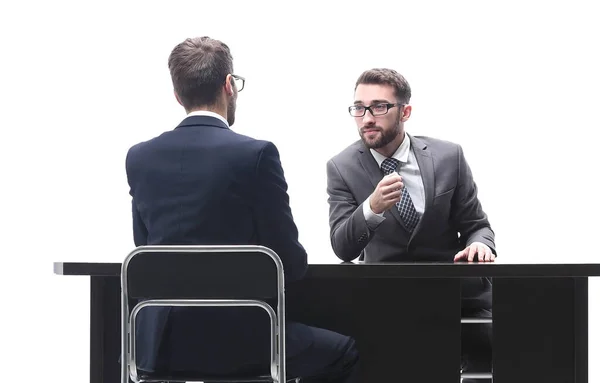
left=126, top=129, right=174, bottom=162
left=230, top=131, right=273, bottom=149
left=411, top=135, right=461, bottom=150
left=126, top=125, right=273, bottom=158
left=225, top=132, right=277, bottom=159
left=126, top=134, right=161, bottom=161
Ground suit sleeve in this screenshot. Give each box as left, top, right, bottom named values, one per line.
left=132, top=200, right=148, bottom=246
left=450, top=145, right=496, bottom=255
left=326, top=159, right=374, bottom=262
left=126, top=146, right=148, bottom=247
left=252, top=142, right=308, bottom=282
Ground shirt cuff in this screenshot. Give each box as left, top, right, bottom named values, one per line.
left=363, top=195, right=385, bottom=230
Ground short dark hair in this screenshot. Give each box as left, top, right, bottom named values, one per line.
left=168, top=36, right=233, bottom=110
left=355, top=68, right=411, bottom=104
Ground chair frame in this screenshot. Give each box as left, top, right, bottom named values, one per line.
left=120, top=245, right=287, bottom=383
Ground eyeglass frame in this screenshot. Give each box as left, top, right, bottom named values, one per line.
left=348, top=102, right=405, bottom=117
left=231, top=74, right=245, bottom=92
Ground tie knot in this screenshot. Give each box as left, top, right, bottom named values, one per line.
left=381, top=158, right=400, bottom=175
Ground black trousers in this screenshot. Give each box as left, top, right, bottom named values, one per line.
left=286, top=322, right=359, bottom=383
left=461, top=308, right=492, bottom=383
left=150, top=315, right=359, bottom=383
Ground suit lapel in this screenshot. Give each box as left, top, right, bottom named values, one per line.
left=408, top=135, right=435, bottom=243
left=357, top=144, right=383, bottom=190
left=357, top=142, right=412, bottom=231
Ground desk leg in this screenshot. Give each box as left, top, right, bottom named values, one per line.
left=90, top=276, right=121, bottom=383
left=575, top=278, right=588, bottom=383
left=493, top=277, right=588, bottom=383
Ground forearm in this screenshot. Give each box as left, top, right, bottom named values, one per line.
left=453, top=145, right=496, bottom=255
left=330, top=202, right=374, bottom=262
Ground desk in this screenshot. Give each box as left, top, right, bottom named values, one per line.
left=54, top=261, right=600, bottom=383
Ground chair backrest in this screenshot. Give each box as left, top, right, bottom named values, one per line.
left=120, top=245, right=286, bottom=383
left=122, top=245, right=283, bottom=300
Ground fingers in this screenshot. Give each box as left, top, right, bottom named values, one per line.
left=383, top=190, right=402, bottom=203
left=454, top=249, right=466, bottom=262
left=370, top=175, right=404, bottom=213
left=476, top=243, right=495, bottom=262
left=380, top=173, right=402, bottom=185
left=455, top=243, right=495, bottom=263
left=456, top=244, right=480, bottom=262
left=467, top=244, right=477, bottom=262
left=377, top=173, right=402, bottom=189
left=378, top=174, right=404, bottom=204
left=477, top=244, right=486, bottom=261
left=381, top=182, right=403, bottom=200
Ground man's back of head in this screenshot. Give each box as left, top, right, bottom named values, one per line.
left=168, top=36, right=241, bottom=125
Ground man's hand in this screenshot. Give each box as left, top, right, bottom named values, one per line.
left=370, top=173, right=404, bottom=214
left=454, top=242, right=495, bottom=262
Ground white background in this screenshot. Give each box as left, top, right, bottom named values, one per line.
left=1, top=0, right=598, bottom=381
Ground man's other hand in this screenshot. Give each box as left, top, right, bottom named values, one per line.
left=454, top=242, right=495, bottom=262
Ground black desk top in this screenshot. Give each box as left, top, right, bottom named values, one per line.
left=53, top=261, right=600, bottom=278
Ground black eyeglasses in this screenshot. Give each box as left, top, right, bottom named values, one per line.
left=231, top=74, right=245, bottom=92
left=348, top=103, right=404, bottom=117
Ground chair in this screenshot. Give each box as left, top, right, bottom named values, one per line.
left=121, top=245, right=293, bottom=383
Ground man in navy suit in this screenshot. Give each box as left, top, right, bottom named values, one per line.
left=125, top=36, right=359, bottom=383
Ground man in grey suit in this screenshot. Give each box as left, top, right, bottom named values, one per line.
left=326, top=68, right=495, bottom=382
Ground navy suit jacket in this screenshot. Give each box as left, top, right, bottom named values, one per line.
left=126, top=115, right=309, bottom=373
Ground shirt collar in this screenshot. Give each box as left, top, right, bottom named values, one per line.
left=186, top=110, right=229, bottom=128
left=370, top=133, right=411, bottom=168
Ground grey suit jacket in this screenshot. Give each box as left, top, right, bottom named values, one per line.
left=326, top=135, right=495, bottom=308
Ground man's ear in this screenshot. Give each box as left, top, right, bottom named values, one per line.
left=174, top=90, right=184, bottom=107
left=224, top=74, right=235, bottom=97
left=402, top=105, right=412, bottom=122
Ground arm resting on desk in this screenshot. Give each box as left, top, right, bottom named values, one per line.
left=450, top=145, right=496, bottom=255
